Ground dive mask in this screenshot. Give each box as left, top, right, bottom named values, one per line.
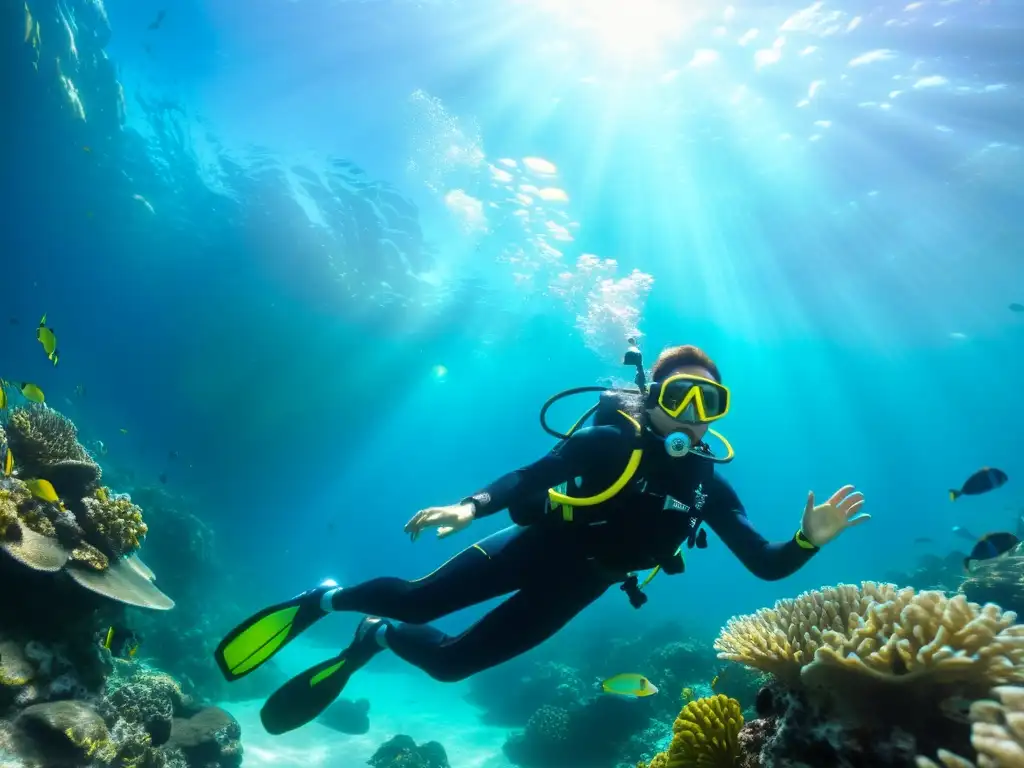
left=651, top=373, right=730, bottom=424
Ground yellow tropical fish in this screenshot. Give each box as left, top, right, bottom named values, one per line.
left=2, top=447, right=12, bottom=477
left=680, top=687, right=695, bottom=702
left=0, top=379, right=7, bottom=410
left=96, top=487, right=109, bottom=502
left=36, top=316, right=58, bottom=364
left=601, top=673, right=659, bottom=698
left=25, top=478, right=60, bottom=503
left=20, top=383, right=44, bottom=403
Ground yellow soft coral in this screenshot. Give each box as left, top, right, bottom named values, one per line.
left=641, top=695, right=743, bottom=768
left=714, top=582, right=1024, bottom=694
left=81, top=493, right=148, bottom=555
left=917, top=686, right=1024, bottom=768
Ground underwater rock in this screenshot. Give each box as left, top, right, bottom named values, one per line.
left=736, top=684, right=957, bottom=768
left=14, top=700, right=112, bottom=766
left=317, top=696, right=370, bottom=735
left=100, top=669, right=187, bottom=748
left=0, top=640, right=34, bottom=689
left=369, top=734, right=449, bottom=768
left=165, top=706, right=242, bottom=768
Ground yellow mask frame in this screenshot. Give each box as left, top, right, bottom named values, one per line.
left=655, top=373, right=731, bottom=423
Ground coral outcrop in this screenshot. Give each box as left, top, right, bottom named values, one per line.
left=5, top=662, right=242, bottom=768
left=716, top=582, right=1024, bottom=766
left=960, top=545, right=1024, bottom=619
left=504, top=695, right=654, bottom=767
left=715, top=582, right=1024, bottom=702
left=1, top=405, right=170, bottom=612
left=5, top=406, right=98, bottom=488
left=369, top=734, right=449, bottom=768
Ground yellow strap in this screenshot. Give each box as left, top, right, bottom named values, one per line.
left=547, top=411, right=643, bottom=509
left=637, top=544, right=684, bottom=590
left=549, top=447, right=643, bottom=507
left=795, top=529, right=818, bottom=550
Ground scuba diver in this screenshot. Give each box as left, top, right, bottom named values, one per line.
left=214, top=342, right=869, bottom=735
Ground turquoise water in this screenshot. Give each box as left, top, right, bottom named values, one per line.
left=3, top=0, right=1024, bottom=766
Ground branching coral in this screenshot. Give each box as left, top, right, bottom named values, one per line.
left=641, top=694, right=743, bottom=768
left=714, top=582, right=1024, bottom=696
left=918, top=686, right=1024, bottom=767
left=4, top=405, right=94, bottom=474
left=82, top=493, right=148, bottom=556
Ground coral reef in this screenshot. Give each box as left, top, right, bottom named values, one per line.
left=0, top=405, right=171, bottom=613
left=884, top=552, right=968, bottom=594
left=739, top=682, right=922, bottom=767
left=5, top=663, right=242, bottom=768
left=715, top=582, right=1024, bottom=766
left=960, top=545, right=1024, bottom=619
left=715, top=582, right=1024, bottom=702
left=81, top=493, right=148, bottom=557
left=639, top=694, right=743, bottom=768
left=918, top=686, right=1024, bottom=768
left=4, top=406, right=97, bottom=489
left=369, top=734, right=449, bottom=768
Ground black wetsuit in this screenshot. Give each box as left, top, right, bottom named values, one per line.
left=330, top=418, right=818, bottom=681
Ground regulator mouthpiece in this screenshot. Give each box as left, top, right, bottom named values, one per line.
left=665, top=431, right=693, bottom=458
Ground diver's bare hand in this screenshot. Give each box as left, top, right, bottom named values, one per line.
left=404, top=503, right=475, bottom=542
left=801, top=484, right=870, bottom=547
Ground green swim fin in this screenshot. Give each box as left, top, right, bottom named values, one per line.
left=214, top=582, right=336, bottom=682
left=259, top=617, right=385, bottom=735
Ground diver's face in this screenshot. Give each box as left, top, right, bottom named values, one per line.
left=646, top=364, right=716, bottom=441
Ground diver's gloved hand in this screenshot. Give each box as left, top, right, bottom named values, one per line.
left=404, top=502, right=475, bottom=542
left=800, top=484, right=870, bottom=547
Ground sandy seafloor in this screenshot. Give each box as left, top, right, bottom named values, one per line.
left=219, top=638, right=514, bottom=768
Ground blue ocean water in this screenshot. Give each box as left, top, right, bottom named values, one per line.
left=3, top=0, right=1024, bottom=765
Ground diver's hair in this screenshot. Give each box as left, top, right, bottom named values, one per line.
left=651, top=345, right=721, bottom=383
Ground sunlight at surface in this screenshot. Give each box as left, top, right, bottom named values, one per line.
left=524, top=0, right=696, bottom=63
